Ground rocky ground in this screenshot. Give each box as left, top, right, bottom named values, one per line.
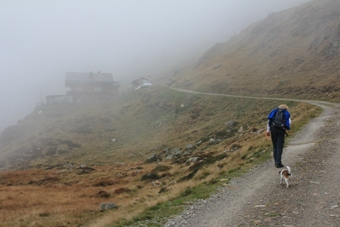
left=164, top=99, right=340, bottom=227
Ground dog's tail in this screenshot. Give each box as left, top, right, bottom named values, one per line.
left=286, top=166, right=291, bottom=174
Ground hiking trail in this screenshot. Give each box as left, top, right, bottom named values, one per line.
left=164, top=89, right=340, bottom=227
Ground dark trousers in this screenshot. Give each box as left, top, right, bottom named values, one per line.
left=270, top=126, right=286, bottom=165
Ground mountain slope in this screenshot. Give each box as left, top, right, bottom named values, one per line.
left=170, top=0, right=340, bottom=101
left=0, top=86, right=321, bottom=226
left=0, top=87, right=300, bottom=170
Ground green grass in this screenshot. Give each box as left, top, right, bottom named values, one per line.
left=109, top=157, right=267, bottom=227
left=106, top=147, right=273, bottom=227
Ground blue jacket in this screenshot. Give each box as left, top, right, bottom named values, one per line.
left=268, top=108, right=291, bottom=130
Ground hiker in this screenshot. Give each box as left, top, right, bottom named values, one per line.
left=266, top=104, right=291, bottom=168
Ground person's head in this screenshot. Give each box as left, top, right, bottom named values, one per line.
left=278, top=104, right=289, bottom=111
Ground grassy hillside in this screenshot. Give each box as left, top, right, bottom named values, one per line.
left=167, top=0, right=340, bottom=101
left=0, top=86, right=317, bottom=170
left=0, top=86, right=321, bottom=226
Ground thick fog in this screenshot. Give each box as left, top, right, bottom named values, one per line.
left=0, top=0, right=309, bottom=131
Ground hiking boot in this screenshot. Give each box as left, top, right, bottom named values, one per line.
left=275, top=164, right=284, bottom=168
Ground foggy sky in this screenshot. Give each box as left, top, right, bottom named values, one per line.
left=0, top=0, right=309, bottom=131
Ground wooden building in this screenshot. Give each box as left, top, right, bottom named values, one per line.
left=45, top=72, right=120, bottom=104
left=65, top=72, right=120, bottom=103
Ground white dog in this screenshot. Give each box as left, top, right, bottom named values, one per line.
left=279, top=166, right=293, bottom=189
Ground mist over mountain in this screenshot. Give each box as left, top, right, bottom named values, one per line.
left=170, top=0, right=340, bottom=101
left=0, top=0, right=309, bottom=132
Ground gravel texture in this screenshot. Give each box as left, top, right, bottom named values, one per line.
left=164, top=100, right=340, bottom=227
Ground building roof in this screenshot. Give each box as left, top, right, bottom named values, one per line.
left=65, top=72, right=114, bottom=82
left=131, top=77, right=152, bottom=84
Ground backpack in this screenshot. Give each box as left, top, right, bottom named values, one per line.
left=272, top=108, right=285, bottom=128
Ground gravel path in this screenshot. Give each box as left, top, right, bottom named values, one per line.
left=165, top=93, right=340, bottom=227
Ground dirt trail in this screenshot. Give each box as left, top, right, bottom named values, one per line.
left=165, top=89, right=340, bottom=227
